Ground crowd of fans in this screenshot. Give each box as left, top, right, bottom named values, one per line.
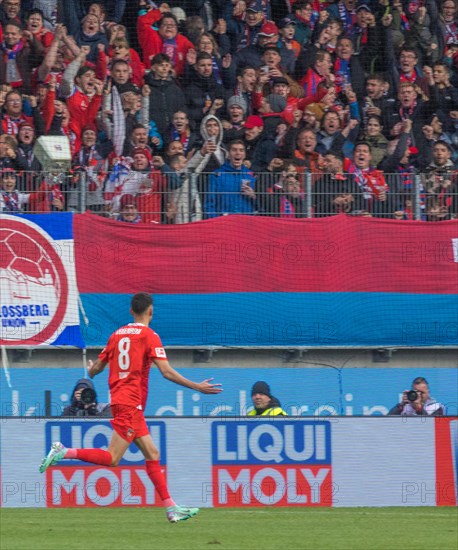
left=0, top=0, right=457, bottom=221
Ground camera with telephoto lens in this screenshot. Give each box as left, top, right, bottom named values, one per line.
left=406, top=390, right=419, bottom=402
left=80, top=387, right=96, bottom=405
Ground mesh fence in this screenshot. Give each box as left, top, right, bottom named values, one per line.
left=2, top=169, right=457, bottom=221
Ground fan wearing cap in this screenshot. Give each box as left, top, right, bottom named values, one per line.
left=278, top=17, right=301, bottom=59
left=242, top=114, right=277, bottom=173
left=0, top=168, right=29, bottom=212
left=248, top=381, right=287, bottom=416
left=350, top=4, right=380, bottom=71
left=252, top=46, right=303, bottom=108
left=232, top=20, right=296, bottom=77
left=117, top=194, right=141, bottom=224
left=228, top=0, right=265, bottom=51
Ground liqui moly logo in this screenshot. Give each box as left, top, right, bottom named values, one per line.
left=211, top=421, right=332, bottom=507
left=45, top=421, right=166, bottom=508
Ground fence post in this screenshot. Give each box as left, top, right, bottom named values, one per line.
left=413, top=174, right=422, bottom=220
left=78, top=171, right=87, bottom=213
left=305, top=172, right=313, bottom=218
left=189, top=169, right=197, bottom=224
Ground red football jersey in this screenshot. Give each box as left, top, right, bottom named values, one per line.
left=98, top=323, right=167, bottom=410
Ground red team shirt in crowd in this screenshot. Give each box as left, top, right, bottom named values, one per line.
left=98, top=323, right=167, bottom=411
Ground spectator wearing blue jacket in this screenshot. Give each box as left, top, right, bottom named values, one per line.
left=205, top=140, right=257, bottom=218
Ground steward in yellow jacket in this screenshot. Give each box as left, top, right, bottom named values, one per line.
left=248, top=381, right=287, bottom=416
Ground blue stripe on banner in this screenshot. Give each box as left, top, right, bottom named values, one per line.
left=80, top=292, right=458, bottom=348
left=13, top=213, right=74, bottom=241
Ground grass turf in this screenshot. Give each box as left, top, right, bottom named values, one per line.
left=1, top=507, right=457, bottom=550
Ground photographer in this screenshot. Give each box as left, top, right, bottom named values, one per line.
left=388, top=377, right=445, bottom=416
left=62, top=378, right=111, bottom=417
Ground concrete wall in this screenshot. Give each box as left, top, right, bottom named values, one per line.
left=5, top=347, right=458, bottom=370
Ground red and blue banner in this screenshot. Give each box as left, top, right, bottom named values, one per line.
left=74, top=213, right=458, bottom=348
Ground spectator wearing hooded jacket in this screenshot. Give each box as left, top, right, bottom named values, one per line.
left=205, top=139, right=257, bottom=218
left=61, top=377, right=111, bottom=417
left=187, top=114, right=227, bottom=187
left=248, top=381, right=287, bottom=416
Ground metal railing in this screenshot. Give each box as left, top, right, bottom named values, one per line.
left=2, top=170, right=456, bottom=222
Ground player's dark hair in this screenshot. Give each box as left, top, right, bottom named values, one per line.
left=131, top=293, right=153, bottom=314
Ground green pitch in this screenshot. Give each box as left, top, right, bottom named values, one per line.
left=1, top=507, right=457, bottom=550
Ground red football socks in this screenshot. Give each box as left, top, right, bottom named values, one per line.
left=69, top=448, right=113, bottom=466
left=146, top=460, right=173, bottom=503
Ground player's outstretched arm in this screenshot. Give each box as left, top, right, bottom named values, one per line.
left=154, top=359, right=223, bottom=394
left=87, top=359, right=107, bottom=379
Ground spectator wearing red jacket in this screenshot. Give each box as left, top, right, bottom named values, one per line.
left=26, top=9, right=54, bottom=50
left=60, top=55, right=103, bottom=145
left=137, top=8, right=194, bottom=77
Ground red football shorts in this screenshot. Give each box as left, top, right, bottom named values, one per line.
left=110, top=405, right=149, bottom=443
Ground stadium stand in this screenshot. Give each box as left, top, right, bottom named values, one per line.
left=0, top=0, right=457, bottom=220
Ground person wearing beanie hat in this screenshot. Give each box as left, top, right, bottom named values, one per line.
left=81, top=123, right=97, bottom=135
left=117, top=194, right=142, bottom=224
left=131, top=147, right=153, bottom=163
left=265, top=93, right=287, bottom=113
left=248, top=381, right=287, bottom=416
left=227, top=96, right=248, bottom=115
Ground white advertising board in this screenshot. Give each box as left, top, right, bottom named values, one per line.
left=1, top=418, right=456, bottom=508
